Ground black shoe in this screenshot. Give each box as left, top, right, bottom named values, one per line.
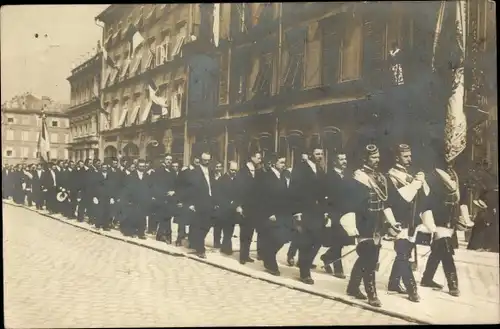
left=347, top=289, right=368, bottom=300
left=214, top=242, right=222, bottom=249
left=256, top=254, right=262, bottom=261
left=175, top=240, right=182, bottom=247
left=420, top=279, right=444, bottom=290
left=138, top=235, right=147, bottom=240
left=449, top=288, right=460, bottom=297
left=220, top=249, right=233, bottom=256
left=103, top=227, right=111, bottom=231
left=165, top=239, right=172, bottom=245
left=408, top=293, right=421, bottom=303
left=265, top=268, right=281, bottom=276
left=333, top=272, right=347, bottom=279
left=310, top=264, right=317, bottom=270
left=245, top=257, right=255, bottom=263
left=388, top=284, right=407, bottom=294
left=196, top=252, right=207, bottom=259
left=300, top=276, right=315, bottom=285
left=287, top=257, right=295, bottom=267
left=368, top=297, right=382, bottom=307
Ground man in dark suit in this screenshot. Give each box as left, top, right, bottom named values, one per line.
left=12, top=164, right=25, bottom=204
left=214, top=161, right=240, bottom=255
left=260, top=153, right=294, bottom=276
left=174, top=156, right=199, bottom=246
left=235, top=150, right=263, bottom=264
left=212, top=161, right=224, bottom=248
left=152, top=154, right=177, bottom=243
left=42, top=162, right=59, bottom=213
left=73, top=160, right=89, bottom=222
left=91, top=162, right=117, bottom=230
left=186, top=151, right=217, bottom=258
left=289, top=145, right=327, bottom=285
left=321, top=149, right=353, bottom=279
left=32, top=163, right=45, bottom=210
left=122, top=159, right=153, bottom=238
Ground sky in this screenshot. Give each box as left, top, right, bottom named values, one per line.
left=1, top=5, right=109, bottom=104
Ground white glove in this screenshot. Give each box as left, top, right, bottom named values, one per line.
left=236, top=206, right=243, bottom=214
left=110, top=198, right=115, bottom=205
left=293, top=213, right=302, bottom=222
left=93, top=197, right=99, bottom=205
left=269, top=215, right=277, bottom=221
left=177, top=202, right=183, bottom=208
left=325, top=217, right=332, bottom=228
left=77, top=198, right=81, bottom=202
left=167, top=191, right=175, bottom=196
left=189, top=205, right=196, bottom=212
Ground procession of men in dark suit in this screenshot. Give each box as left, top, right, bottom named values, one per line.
left=2, top=141, right=488, bottom=308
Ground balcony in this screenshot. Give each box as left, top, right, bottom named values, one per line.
left=72, top=133, right=99, bottom=144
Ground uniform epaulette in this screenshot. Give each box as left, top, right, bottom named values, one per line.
left=148, top=169, right=155, bottom=175
left=181, top=166, right=189, bottom=171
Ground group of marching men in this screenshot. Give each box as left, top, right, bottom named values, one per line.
left=2, top=142, right=475, bottom=308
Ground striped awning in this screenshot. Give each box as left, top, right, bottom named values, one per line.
left=141, top=101, right=153, bottom=123
left=129, top=105, right=141, bottom=125
left=118, top=107, right=129, bottom=127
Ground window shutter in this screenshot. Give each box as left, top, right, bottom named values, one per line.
left=305, top=22, right=321, bottom=88
left=363, top=19, right=387, bottom=85
left=280, top=39, right=290, bottom=86
left=155, top=45, right=163, bottom=66
left=219, top=3, right=231, bottom=40
left=249, top=55, right=260, bottom=97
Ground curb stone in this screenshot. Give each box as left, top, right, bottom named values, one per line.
left=4, top=200, right=429, bottom=324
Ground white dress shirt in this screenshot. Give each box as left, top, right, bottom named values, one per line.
left=200, top=165, right=212, bottom=196
left=137, top=171, right=143, bottom=180
left=247, top=162, right=255, bottom=178
left=334, top=167, right=344, bottom=179
left=50, top=170, right=57, bottom=186
left=306, top=159, right=317, bottom=174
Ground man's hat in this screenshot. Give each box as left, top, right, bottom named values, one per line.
left=56, top=191, right=69, bottom=202
left=397, top=144, right=411, bottom=153
left=365, top=144, right=379, bottom=156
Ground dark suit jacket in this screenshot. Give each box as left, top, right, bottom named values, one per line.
left=186, top=165, right=216, bottom=215
left=214, top=173, right=239, bottom=220
left=260, top=169, right=290, bottom=219
left=289, top=161, right=327, bottom=229
left=42, top=170, right=58, bottom=192
left=123, top=170, right=153, bottom=206
left=92, top=171, right=118, bottom=202
left=234, top=163, right=264, bottom=218
left=31, top=170, right=45, bottom=194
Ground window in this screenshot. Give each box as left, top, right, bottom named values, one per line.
left=6, top=130, right=14, bottom=140
left=170, top=82, right=183, bottom=118
left=340, top=18, right=362, bottom=82
left=321, top=19, right=341, bottom=85
left=282, top=27, right=306, bottom=89
left=65, top=134, right=69, bottom=143
left=64, top=149, right=69, bottom=159
left=252, top=52, right=273, bottom=97
left=22, top=147, right=29, bottom=158
left=50, top=149, right=58, bottom=159
left=155, top=44, right=165, bottom=66
left=5, top=149, right=13, bottom=157
left=50, top=133, right=58, bottom=143
left=21, top=131, right=29, bottom=141
left=219, top=52, right=229, bottom=105
left=171, top=24, right=187, bottom=58
left=7, top=117, right=14, bottom=123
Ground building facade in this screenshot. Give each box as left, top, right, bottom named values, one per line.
left=1, top=93, right=70, bottom=165
left=95, top=4, right=204, bottom=164
left=94, top=3, right=497, bottom=174
left=66, top=42, right=103, bottom=161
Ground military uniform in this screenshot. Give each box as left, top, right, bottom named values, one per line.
left=386, top=146, right=430, bottom=302
left=342, top=145, right=399, bottom=308
left=420, top=166, right=467, bottom=297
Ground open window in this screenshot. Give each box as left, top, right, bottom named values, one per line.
left=171, top=23, right=187, bottom=58
left=251, top=52, right=273, bottom=97
left=340, top=16, right=362, bottom=82
left=282, top=27, right=306, bottom=90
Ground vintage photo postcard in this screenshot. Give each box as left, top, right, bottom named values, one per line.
left=1, top=2, right=498, bottom=327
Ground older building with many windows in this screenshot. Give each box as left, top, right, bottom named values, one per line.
left=66, top=42, right=103, bottom=161
left=95, top=4, right=204, bottom=164
left=1, top=93, right=70, bottom=165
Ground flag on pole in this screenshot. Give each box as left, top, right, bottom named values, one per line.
left=37, top=110, right=51, bottom=163
left=147, top=80, right=169, bottom=117
left=131, top=28, right=145, bottom=54
left=432, top=0, right=468, bottom=163
left=102, top=47, right=117, bottom=69
left=213, top=4, right=221, bottom=47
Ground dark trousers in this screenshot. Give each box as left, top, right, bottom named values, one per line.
left=34, top=190, right=44, bottom=210
left=95, top=200, right=112, bottom=229
left=77, top=197, right=89, bottom=222
left=157, top=214, right=172, bottom=240
left=322, top=243, right=345, bottom=274
left=213, top=225, right=222, bottom=247
left=262, top=232, right=286, bottom=271
left=129, top=204, right=147, bottom=236
left=297, top=227, right=322, bottom=278
left=239, top=221, right=256, bottom=261
left=347, top=239, right=381, bottom=299
left=388, top=239, right=418, bottom=294
left=221, top=222, right=236, bottom=252
left=422, top=237, right=458, bottom=290
left=190, top=212, right=212, bottom=253
left=46, top=190, right=57, bottom=212
left=177, top=222, right=189, bottom=241
left=287, top=235, right=299, bottom=259
left=26, top=190, right=33, bottom=206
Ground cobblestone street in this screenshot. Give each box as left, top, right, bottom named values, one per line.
left=3, top=204, right=412, bottom=328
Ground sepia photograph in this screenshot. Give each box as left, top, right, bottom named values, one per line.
left=1, top=2, right=498, bottom=327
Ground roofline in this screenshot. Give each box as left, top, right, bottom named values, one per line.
left=95, top=5, right=114, bottom=22
left=2, top=108, right=69, bottom=117
left=67, top=53, right=102, bottom=82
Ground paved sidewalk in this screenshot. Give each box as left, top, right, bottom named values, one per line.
left=5, top=200, right=499, bottom=325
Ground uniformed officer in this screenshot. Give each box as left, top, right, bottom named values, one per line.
left=341, top=144, right=401, bottom=307
left=386, top=144, right=429, bottom=302
left=420, top=157, right=473, bottom=297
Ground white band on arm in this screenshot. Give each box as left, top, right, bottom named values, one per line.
left=383, top=207, right=398, bottom=227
